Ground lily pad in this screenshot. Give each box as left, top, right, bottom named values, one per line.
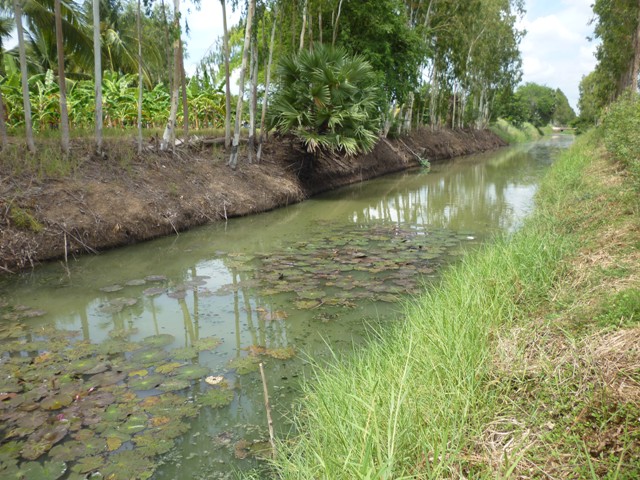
left=133, top=433, right=175, bottom=457
left=144, top=275, right=167, bottom=282
left=86, top=370, right=127, bottom=388
left=101, top=450, right=155, bottom=480
left=142, top=287, right=166, bottom=297
left=128, top=374, right=164, bottom=391
left=40, top=394, right=73, bottom=411
left=192, top=336, right=222, bottom=351
left=139, top=334, right=175, bottom=349
left=99, top=285, right=124, bottom=293
left=158, top=378, right=191, bottom=392
left=70, top=455, right=104, bottom=475
left=170, top=347, right=198, bottom=360
left=125, top=279, right=147, bottom=286
left=228, top=356, right=260, bottom=375
left=174, top=365, right=210, bottom=381
left=130, top=349, right=169, bottom=366
left=68, top=357, right=100, bottom=374
left=155, top=362, right=183, bottom=374
left=200, top=389, right=234, bottom=409
left=20, top=460, right=67, bottom=480
left=266, top=346, right=296, bottom=360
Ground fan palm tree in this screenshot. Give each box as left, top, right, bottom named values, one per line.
left=54, top=0, right=69, bottom=153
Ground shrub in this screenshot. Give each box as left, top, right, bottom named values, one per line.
left=269, top=45, right=380, bottom=156
left=602, top=92, right=640, bottom=190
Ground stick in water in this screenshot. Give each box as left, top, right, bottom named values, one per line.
left=259, top=362, right=276, bottom=458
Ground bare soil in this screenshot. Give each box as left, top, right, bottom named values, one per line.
left=0, top=128, right=506, bottom=273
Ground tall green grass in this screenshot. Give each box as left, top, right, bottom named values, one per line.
left=489, top=118, right=542, bottom=144
left=269, top=136, right=601, bottom=478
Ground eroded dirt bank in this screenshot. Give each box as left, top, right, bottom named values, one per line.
left=0, top=128, right=506, bottom=273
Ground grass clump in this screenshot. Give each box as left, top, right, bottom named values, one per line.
left=490, top=118, right=542, bottom=143
left=8, top=203, right=43, bottom=232
left=270, top=129, right=640, bottom=478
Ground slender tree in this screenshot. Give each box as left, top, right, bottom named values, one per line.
left=248, top=36, right=258, bottom=163
left=136, top=0, right=143, bottom=154
left=257, top=4, right=278, bottom=163
left=54, top=0, right=70, bottom=154
left=228, top=0, right=255, bottom=170
left=221, top=0, right=231, bottom=149
left=161, top=0, right=181, bottom=151
left=13, top=0, right=36, bottom=152
left=93, top=0, right=102, bottom=153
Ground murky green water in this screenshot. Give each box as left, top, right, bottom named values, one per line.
left=0, top=136, right=572, bottom=479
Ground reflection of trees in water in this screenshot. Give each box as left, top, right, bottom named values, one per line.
left=352, top=151, right=541, bottom=231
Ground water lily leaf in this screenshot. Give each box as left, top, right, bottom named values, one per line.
left=86, top=370, right=127, bottom=388
left=132, top=433, right=175, bottom=457
left=103, top=404, right=127, bottom=423
left=20, top=460, right=67, bottom=480
left=139, top=334, right=175, bottom=349
left=192, top=336, right=222, bottom=351
left=71, top=455, right=104, bottom=475
left=128, top=375, right=163, bottom=391
left=99, top=285, right=123, bottom=293
left=128, top=369, right=148, bottom=378
left=48, top=440, right=87, bottom=462
left=200, top=389, right=234, bottom=409
left=174, top=365, right=210, bottom=381
left=155, top=362, right=183, bottom=374
left=234, top=439, right=272, bottom=460
left=96, top=339, right=137, bottom=355
left=204, top=375, right=224, bottom=386
left=125, top=279, right=146, bottom=286
left=158, top=378, right=190, bottom=393
left=121, top=413, right=148, bottom=434
left=228, top=356, right=260, bottom=375
left=106, top=436, right=122, bottom=452
left=144, top=275, right=167, bottom=282
left=170, top=347, right=197, bottom=360
left=294, top=299, right=321, bottom=310
left=130, top=349, right=169, bottom=366
left=265, top=346, right=296, bottom=360
left=101, top=450, right=155, bottom=480
left=41, top=394, right=73, bottom=411
left=68, top=357, right=100, bottom=374
left=167, top=290, right=187, bottom=299
left=21, top=423, right=68, bottom=460
left=142, top=287, right=165, bottom=297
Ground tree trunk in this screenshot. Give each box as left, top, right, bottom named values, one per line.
left=228, top=0, right=255, bottom=170
left=161, top=0, right=181, bottom=151
left=137, top=0, right=143, bottom=154
left=632, top=0, right=640, bottom=93
left=404, top=92, right=414, bottom=134
left=332, top=0, right=343, bottom=46
left=93, top=0, right=102, bottom=153
left=257, top=5, right=278, bottom=163
left=248, top=37, right=258, bottom=163
left=179, top=38, right=188, bottom=138
left=0, top=90, right=8, bottom=150
left=54, top=0, right=70, bottom=155
left=221, top=0, right=231, bottom=150
left=160, top=0, right=172, bottom=87
left=318, top=11, right=322, bottom=44
left=299, top=0, right=307, bottom=51
left=14, top=0, right=36, bottom=153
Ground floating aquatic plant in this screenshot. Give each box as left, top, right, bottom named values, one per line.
left=139, top=334, right=175, bottom=349
left=200, top=389, right=234, bottom=409
left=228, top=356, right=260, bottom=375
left=192, top=336, right=222, bottom=351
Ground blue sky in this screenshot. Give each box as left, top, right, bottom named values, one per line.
left=182, top=0, right=597, bottom=113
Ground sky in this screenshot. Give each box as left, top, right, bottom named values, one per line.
left=181, top=0, right=598, bottom=113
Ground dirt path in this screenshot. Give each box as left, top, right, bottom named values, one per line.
left=0, top=128, right=506, bottom=273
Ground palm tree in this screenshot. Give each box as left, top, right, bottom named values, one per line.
left=161, top=0, right=181, bottom=151
left=13, top=0, right=36, bottom=152
left=54, top=0, right=69, bottom=154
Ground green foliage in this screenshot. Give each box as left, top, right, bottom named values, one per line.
left=514, top=82, right=557, bottom=127
left=269, top=45, right=380, bottom=156
left=553, top=88, right=576, bottom=125
left=601, top=92, right=640, bottom=190
left=597, top=288, right=640, bottom=328
left=8, top=204, right=43, bottom=232
left=490, top=118, right=541, bottom=143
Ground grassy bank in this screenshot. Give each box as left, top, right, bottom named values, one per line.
left=269, top=126, right=639, bottom=476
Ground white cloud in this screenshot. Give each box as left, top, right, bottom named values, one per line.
left=519, top=0, right=597, bottom=111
